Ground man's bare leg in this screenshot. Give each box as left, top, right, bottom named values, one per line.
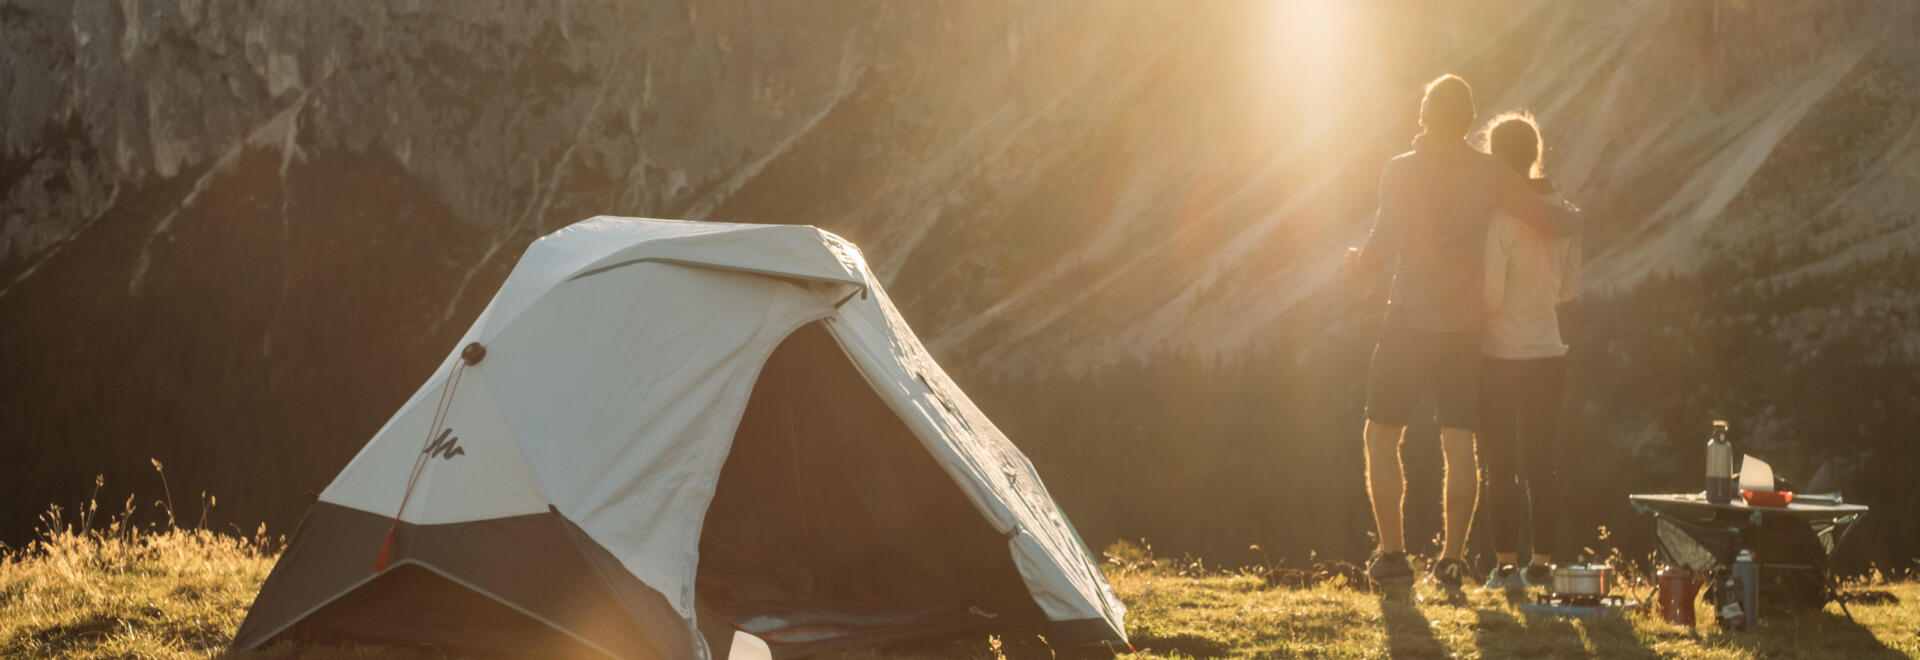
left=1439, top=426, right=1478, bottom=560
left=1364, top=420, right=1407, bottom=553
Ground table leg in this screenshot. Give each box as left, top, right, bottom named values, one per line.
left=1826, top=514, right=1863, bottom=622
left=1828, top=570, right=1853, bottom=621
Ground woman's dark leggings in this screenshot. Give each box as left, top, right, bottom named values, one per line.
left=1479, top=356, right=1565, bottom=558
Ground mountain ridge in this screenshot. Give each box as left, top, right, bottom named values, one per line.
left=4, top=1, right=1917, bottom=563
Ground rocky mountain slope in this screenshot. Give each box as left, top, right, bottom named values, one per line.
left=4, top=1, right=1917, bottom=564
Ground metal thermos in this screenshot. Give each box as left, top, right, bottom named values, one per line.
left=1657, top=566, right=1703, bottom=625
left=1734, top=550, right=1759, bottom=628
left=1706, top=420, right=1736, bottom=504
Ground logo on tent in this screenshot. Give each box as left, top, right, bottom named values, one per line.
left=422, top=428, right=466, bottom=460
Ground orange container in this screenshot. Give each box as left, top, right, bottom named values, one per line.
left=1741, top=490, right=1794, bottom=507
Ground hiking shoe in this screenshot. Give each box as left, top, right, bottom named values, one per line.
left=1430, top=557, right=1471, bottom=592
left=1484, top=563, right=1523, bottom=590
left=1523, top=563, right=1553, bottom=589
left=1366, top=551, right=1414, bottom=586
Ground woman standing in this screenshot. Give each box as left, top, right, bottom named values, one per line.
left=1478, top=111, right=1581, bottom=590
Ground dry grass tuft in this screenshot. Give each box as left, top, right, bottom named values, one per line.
left=0, top=474, right=277, bottom=659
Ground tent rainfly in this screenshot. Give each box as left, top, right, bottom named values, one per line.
left=231, top=217, right=1128, bottom=659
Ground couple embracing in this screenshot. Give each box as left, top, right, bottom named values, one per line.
left=1341, top=74, right=1583, bottom=593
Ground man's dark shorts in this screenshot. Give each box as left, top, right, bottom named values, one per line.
left=1365, top=312, right=1480, bottom=431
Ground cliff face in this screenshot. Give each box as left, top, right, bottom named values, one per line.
left=0, top=0, right=1193, bottom=540
left=4, top=1, right=1918, bottom=559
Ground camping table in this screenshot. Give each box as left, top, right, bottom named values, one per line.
left=1628, top=493, right=1868, bottom=620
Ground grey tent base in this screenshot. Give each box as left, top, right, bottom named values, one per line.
left=231, top=503, right=691, bottom=658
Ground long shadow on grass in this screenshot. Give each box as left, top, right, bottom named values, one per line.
left=1471, top=603, right=1658, bottom=659
left=1715, top=609, right=1904, bottom=658
left=1574, top=612, right=1662, bottom=659
left=1474, top=608, right=1579, bottom=658
left=1378, top=594, right=1442, bottom=658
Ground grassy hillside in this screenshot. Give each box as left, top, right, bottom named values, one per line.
left=3, top=497, right=1915, bottom=659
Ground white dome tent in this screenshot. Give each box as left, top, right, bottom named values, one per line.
left=232, top=217, right=1127, bottom=658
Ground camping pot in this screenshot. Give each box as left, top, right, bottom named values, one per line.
left=1551, top=564, right=1611, bottom=597
left=1657, top=566, right=1703, bottom=625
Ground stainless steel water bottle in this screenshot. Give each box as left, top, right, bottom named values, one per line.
left=1706, top=420, right=1735, bottom=504
left=1714, top=570, right=1745, bottom=629
left=1734, top=549, right=1759, bottom=628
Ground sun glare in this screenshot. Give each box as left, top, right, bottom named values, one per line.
left=1269, top=0, right=1352, bottom=124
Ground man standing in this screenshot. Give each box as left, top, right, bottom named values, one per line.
left=1342, top=75, right=1580, bottom=592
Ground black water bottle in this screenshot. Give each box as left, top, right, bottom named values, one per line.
left=1705, top=420, right=1735, bottom=504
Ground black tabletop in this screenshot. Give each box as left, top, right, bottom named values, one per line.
left=1628, top=493, right=1868, bottom=520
